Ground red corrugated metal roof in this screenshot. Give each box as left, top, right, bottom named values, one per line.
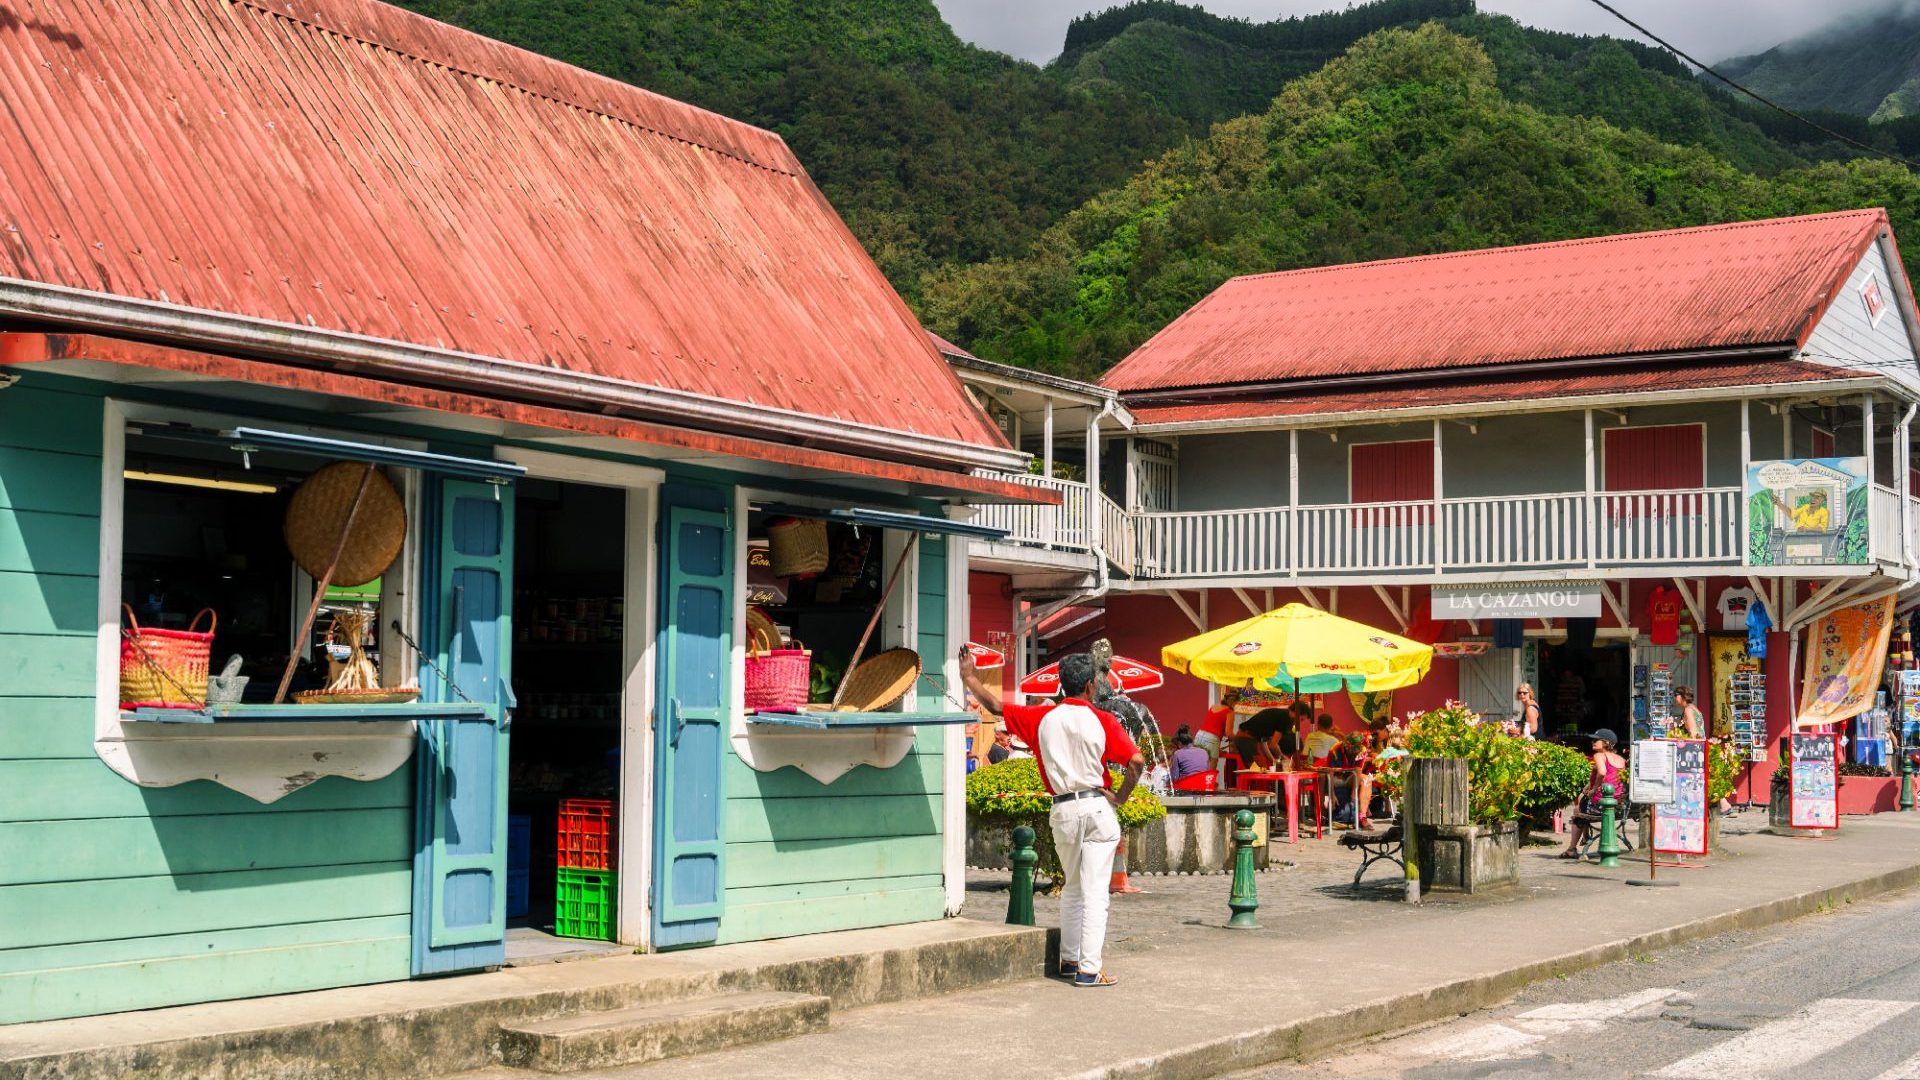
left=0, top=0, right=1004, bottom=453
left=1104, top=211, right=1893, bottom=393
left=1128, top=360, right=1874, bottom=428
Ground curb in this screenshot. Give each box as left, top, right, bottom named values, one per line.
left=1066, top=858, right=1920, bottom=1080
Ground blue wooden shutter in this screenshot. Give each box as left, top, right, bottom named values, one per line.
left=413, top=478, right=514, bottom=976
left=652, top=487, right=731, bottom=947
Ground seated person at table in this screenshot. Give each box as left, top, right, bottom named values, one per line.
left=1169, top=725, right=1210, bottom=782
left=1560, top=728, right=1626, bottom=859
left=1305, top=715, right=1343, bottom=764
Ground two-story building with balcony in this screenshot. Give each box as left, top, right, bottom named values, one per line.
left=953, top=209, right=1920, bottom=811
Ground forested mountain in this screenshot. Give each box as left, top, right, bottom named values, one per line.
left=397, top=1, right=1920, bottom=381
left=1717, top=5, right=1920, bottom=120
left=917, top=24, right=1920, bottom=380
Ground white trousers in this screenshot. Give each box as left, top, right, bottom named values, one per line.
left=1052, top=796, right=1120, bottom=976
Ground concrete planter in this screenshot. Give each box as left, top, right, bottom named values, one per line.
left=1416, top=820, right=1519, bottom=893
left=968, top=792, right=1276, bottom=876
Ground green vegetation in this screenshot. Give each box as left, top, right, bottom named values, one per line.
left=922, top=25, right=1920, bottom=380
left=966, top=757, right=1164, bottom=883
left=1717, top=7, right=1920, bottom=119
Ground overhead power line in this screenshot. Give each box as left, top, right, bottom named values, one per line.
left=1582, top=0, right=1918, bottom=169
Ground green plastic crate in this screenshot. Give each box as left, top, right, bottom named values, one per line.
left=555, top=867, right=615, bottom=940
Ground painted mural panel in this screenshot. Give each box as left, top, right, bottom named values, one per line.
left=1744, top=457, right=1867, bottom=566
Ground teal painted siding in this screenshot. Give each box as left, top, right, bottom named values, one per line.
left=713, top=536, right=950, bottom=945
left=0, top=377, right=413, bottom=1024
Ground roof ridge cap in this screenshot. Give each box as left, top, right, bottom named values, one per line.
left=233, top=0, right=803, bottom=176
left=1220, top=208, right=1887, bottom=287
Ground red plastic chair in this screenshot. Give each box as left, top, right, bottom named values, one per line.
left=1171, top=771, right=1218, bottom=792
left=1218, top=753, right=1244, bottom=789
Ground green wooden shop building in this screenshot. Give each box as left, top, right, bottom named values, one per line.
left=0, top=0, right=1039, bottom=1024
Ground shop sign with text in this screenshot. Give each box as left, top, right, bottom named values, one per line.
left=1430, top=583, right=1603, bottom=620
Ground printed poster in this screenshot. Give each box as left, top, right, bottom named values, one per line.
left=1790, top=732, right=1839, bottom=829
left=1745, top=458, right=1867, bottom=566
left=1652, top=739, right=1708, bottom=855
left=1798, top=596, right=1896, bottom=728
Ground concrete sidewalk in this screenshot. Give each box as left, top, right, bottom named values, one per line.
left=473, top=813, right=1920, bottom=1079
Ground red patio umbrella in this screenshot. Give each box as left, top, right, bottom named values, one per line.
left=963, top=642, right=1006, bottom=670
left=1020, top=655, right=1164, bottom=696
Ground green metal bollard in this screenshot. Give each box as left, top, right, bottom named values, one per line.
left=1006, top=825, right=1037, bottom=927
left=1227, top=809, right=1260, bottom=929
left=1597, top=783, right=1622, bottom=868
left=1903, top=754, right=1915, bottom=813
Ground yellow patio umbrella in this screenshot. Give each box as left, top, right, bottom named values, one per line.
left=1161, top=603, right=1433, bottom=693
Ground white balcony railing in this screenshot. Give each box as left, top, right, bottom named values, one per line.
left=971, top=474, right=1089, bottom=551
left=1445, top=492, right=1588, bottom=568
left=1593, top=488, right=1743, bottom=565
left=1873, top=485, right=1904, bottom=564
left=1296, top=500, right=1434, bottom=574
left=1135, top=506, right=1289, bottom=579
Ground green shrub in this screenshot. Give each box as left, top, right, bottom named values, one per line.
left=1707, top=740, right=1742, bottom=805
left=965, top=757, right=1165, bottom=882
left=1520, top=740, right=1593, bottom=820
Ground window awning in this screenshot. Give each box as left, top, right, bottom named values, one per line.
left=132, top=422, right=526, bottom=482
left=754, top=502, right=1007, bottom=540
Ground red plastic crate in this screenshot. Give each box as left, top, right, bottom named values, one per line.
left=557, top=798, right=615, bottom=871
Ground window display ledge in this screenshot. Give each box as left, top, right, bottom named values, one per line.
left=747, top=710, right=975, bottom=730
left=123, top=703, right=489, bottom=724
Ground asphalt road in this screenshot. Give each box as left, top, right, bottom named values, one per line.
left=1234, top=887, right=1920, bottom=1080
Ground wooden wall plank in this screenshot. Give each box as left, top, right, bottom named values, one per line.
left=725, top=834, right=942, bottom=890
left=0, top=932, right=410, bottom=1025
left=0, top=760, right=411, bottom=821
left=0, top=862, right=412, bottom=949
left=723, top=873, right=944, bottom=908
left=0, top=914, right=410, bottom=976
left=722, top=794, right=941, bottom=845
left=0, top=509, right=100, bottom=576
left=724, top=752, right=941, bottom=800
left=0, top=386, right=103, bottom=455
left=0, top=448, right=102, bottom=515
left=0, top=570, right=99, bottom=635
left=0, top=697, right=95, bottom=759
left=0, top=634, right=95, bottom=696
left=0, top=807, right=412, bottom=885
left=714, top=885, right=946, bottom=946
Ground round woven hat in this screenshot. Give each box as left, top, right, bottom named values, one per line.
left=282, top=462, right=406, bottom=587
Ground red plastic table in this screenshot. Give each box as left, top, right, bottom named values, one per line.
left=1236, top=770, right=1321, bottom=843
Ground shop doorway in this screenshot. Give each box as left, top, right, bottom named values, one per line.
left=1537, top=639, right=1631, bottom=739
left=507, top=479, right=628, bottom=956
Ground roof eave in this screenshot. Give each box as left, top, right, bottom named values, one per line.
left=0, top=277, right=1027, bottom=475
left=1129, top=374, right=1903, bottom=435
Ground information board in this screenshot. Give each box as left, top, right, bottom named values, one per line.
left=1789, top=732, right=1840, bottom=830
left=1630, top=739, right=1675, bottom=805
left=1651, top=738, right=1709, bottom=855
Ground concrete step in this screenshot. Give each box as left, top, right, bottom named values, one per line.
left=498, top=991, right=829, bottom=1072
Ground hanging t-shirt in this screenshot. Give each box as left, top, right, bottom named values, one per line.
left=1648, top=586, right=1681, bottom=646
left=1492, top=619, right=1524, bottom=649
left=1747, top=600, right=1771, bottom=659
left=1718, top=587, right=1757, bottom=632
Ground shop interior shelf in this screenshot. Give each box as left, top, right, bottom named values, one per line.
left=123, top=703, right=492, bottom=724
left=746, top=710, right=977, bottom=729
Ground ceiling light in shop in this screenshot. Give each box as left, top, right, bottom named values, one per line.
left=123, top=470, right=279, bottom=495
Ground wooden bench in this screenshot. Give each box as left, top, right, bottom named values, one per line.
left=1338, top=822, right=1404, bottom=890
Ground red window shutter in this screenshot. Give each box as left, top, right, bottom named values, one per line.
left=1812, top=428, right=1835, bottom=458
left=1604, top=425, right=1702, bottom=491
left=1351, top=440, right=1433, bottom=525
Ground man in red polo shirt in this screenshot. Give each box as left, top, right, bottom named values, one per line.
left=963, top=650, right=1144, bottom=987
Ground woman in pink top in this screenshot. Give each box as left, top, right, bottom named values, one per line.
left=1559, top=728, right=1626, bottom=859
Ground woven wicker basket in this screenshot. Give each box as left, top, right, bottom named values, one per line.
left=282, top=462, right=407, bottom=587
left=833, top=647, right=921, bottom=712
left=744, top=631, right=810, bottom=714
left=119, top=604, right=215, bottom=710
left=766, top=516, right=829, bottom=578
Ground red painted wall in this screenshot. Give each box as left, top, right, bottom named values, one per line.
left=967, top=571, right=1015, bottom=695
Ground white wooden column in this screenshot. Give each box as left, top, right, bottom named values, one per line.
left=1901, top=404, right=1914, bottom=567
left=1042, top=398, right=1054, bottom=481
left=1086, top=410, right=1103, bottom=552
left=1288, top=428, right=1300, bottom=579
left=1432, top=418, right=1445, bottom=572
left=1864, top=394, right=1877, bottom=491
left=1740, top=399, right=1751, bottom=568
left=1583, top=409, right=1597, bottom=568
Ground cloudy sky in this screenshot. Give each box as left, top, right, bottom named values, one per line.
left=930, top=0, right=1906, bottom=66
